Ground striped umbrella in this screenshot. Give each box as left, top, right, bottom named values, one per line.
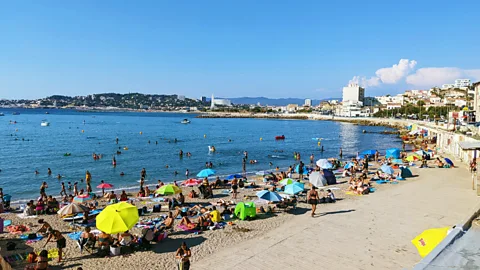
left=73, top=193, right=94, bottom=203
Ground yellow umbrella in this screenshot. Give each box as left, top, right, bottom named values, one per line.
left=155, top=184, right=182, bottom=195
left=96, top=202, right=139, bottom=234
left=411, top=227, right=450, bottom=257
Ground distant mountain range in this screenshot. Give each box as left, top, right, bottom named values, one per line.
left=216, top=97, right=341, bottom=106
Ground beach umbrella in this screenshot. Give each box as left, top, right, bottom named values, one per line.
left=73, top=194, right=94, bottom=203
left=197, top=169, right=216, bottom=178
left=309, top=171, right=327, bottom=188
left=344, top=162, right=354, bottom=169
left=386, top=148, right=401, bottom=159
left=360, top=149, right=376, bottom=156
left=391, top=159, right=404, bottom=164
left=96, top=202, right=139, bottom=234
left=380, top=164, right=395, bottom=175
left=97, top=183, right=114, bottom=189
left=256, top=190, right=283, bottom=202
left=279, top=178, right=296, bottom=186
left=444, top=158, right=454, bottom=167
left=181, top=179, right=202, bottom=187
left=57, top=203, right=90, bottom=216
left=316, top=159, right=333, bottom=169
left=155, top=184, right=182, bottom=195
left=226, top=174, right=243, bottom=180
left=411, top=227, right=450, bottom=257
left=284, top=182, right=305, bottom=195
left=415, top=150, right=427, bottom=156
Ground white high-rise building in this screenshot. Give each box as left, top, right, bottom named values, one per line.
left=304, top=99, right=312, bottom=107
left=342, top=83, right=365, bottom=103
left=210, top=94, right=215, bottom=109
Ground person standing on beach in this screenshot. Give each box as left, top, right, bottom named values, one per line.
left=43, top=230, right=66, bottom=263
left=310, top=154, right=314, bottom=165
left=40, top=182, right=48, bottom=198
left=231, top=177, right=238, bottom=199
left=141, top=168, right=147, bottom=179
left=364, top=155, right=369, bottom=171
left=73, top=182, right=79, bottom=196
left=374, top=150, right=379, bottom=163
left=185, top=169, right=189, bottom=178
left=242, top=157, right=246, bottom=175
left=298, top=161, right=305, bottom=180
left=307, top=186, right=320, bottom=217
left=339, top=148, right=343, bottom=158
left=60, top=182, right=67, bottom=196
left=175, top=241, right=191, bottom=270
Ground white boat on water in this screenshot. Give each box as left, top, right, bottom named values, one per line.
left=41, top=120, right=50, bottom=127
left=0, top=113, right=4, bottom=116
left=181, top=119, right=190, bottom=124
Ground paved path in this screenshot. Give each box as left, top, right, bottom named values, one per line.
left=194, top=167, right=480, bottom=270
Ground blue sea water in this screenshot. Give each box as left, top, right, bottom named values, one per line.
left=0, top=108, right=401, bottom=202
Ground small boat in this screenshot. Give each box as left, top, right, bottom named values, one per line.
left=0, top=113, right=4, bottom=116
left=45, top=112, right=49, bottom=114
left=275, top=135, right=285, bottom=140
left=41, top=120, right=50, bottom=127
left=181, top=119, right=190, bottom=124
left=12, top=112, right=20, bottom=115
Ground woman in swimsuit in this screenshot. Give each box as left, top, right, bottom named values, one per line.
left=175, top=242, right=192, bottom=270
left=307, top=186, right=320, bottom=217
left=39, top=182, right=48, bottom=198
left=43, top=230, right=66, bottom=262
left=231, top=178, right=238, bottom=199
left=35, top=250, right=49, bottom=270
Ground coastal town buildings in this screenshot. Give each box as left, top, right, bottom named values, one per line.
left=442, top=79, right=471, bottom=90
left=304, top=98, right=312, bottom=107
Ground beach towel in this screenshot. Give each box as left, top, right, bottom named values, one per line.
left=345, top=191, right=361, bottom=196
left=4, top=219, right=12, bottom=226
left=375, top=180, right=388, bottom=184
left=24, top=235, right=44, bottom=244
left=177, top=224, right=201, bottom=233
left=16, top=213, right=37, bottom=219
left=67, top=232, right=82, bottom=241
left=6, top=225, right=30, bottom=234
left=369, top=187, right=376, bottom=193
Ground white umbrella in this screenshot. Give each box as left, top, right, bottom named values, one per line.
left=316, top=159, right=333, bottom=169
left=308, top=172, right=327, bottom=188
left=57, top=203, right=90, bottom=217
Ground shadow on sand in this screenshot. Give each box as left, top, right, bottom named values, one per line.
left=318, top=209, right=355, bottom=217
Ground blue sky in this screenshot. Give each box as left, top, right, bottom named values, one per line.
left=1, top=0, right=479, bottom=99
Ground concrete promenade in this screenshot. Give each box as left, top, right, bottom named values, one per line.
left=194, top=166, right=480, bottom=270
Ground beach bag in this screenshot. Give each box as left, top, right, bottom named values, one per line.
left=110, top=245, right=121, bottom=256
left=152, top=204, right=161, bottom=213
left=28, top=233, right=37, bottom=239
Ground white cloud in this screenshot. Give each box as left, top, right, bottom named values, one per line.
left=349, top=59, right=417, bottom=87
left=406, top=67, right=480, bottom=88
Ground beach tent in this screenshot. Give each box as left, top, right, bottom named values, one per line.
left=234, top=202, right=256, bottom=220
left=316, top=159, right=333, bottom=169
left=322, top=169, right=337, bottom=185
left=444, top=158, right=454, bottom=167
left=309, top=172, right=327, bottom=188
left=400, top=167, right=413, bottom=178
left=392, top=159, right=404, bottom=164
left=386, top=148, right=401, bottom=159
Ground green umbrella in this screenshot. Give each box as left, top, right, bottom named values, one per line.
left=155, top=184, right=182, bottom=195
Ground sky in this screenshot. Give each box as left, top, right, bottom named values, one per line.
left=1, top=0, right=480, bottom=100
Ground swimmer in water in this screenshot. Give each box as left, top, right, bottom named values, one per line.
left=165, top=165, right=169, bottom=168
left=35, top=170, right=39, bottom=175
left=174, top=171, right=178, bottom=176
left=57, top=174, right=62, bottom=180
left=269, top=162, right=273, bottom=166
left=112, top=156, right=117, bottom=167
left=156, top=141, right=158, bottom=145
left=120, top=172, right=125, bottom=176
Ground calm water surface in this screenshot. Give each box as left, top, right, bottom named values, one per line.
left=0, top=109, right=401, bottom=201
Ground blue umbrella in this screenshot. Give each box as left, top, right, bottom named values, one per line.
left=256, top=190, right=283, bottom=202
left=344, top=162, right=354, bottom=169
left=284, top=182, right=305, bottom=195
left=197, top=169, right=216, bottom=178
left=226, top=174, right=243, bottom=180
left=380, top=164, right=394, bottom=175
left=444, top=158, right=454, bottom=166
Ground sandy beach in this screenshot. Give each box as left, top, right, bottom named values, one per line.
left=0, top=155, right=478, bottom=270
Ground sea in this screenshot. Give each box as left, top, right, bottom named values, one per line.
left=0, top=108, right=402, bottom=202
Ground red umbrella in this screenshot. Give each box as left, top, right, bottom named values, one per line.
left=181, top=179, right=202, bottom=187
left=97, top=183, right=114, bottom=189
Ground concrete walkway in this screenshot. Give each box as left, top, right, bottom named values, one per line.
left=194, top=167, right=480, bottom=270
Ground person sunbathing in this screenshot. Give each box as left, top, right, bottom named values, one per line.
left=436, top=158, right=444, bottom=168
left=179, top=216, right=198, bottom=230
left=78, top=227, right=96, bottom=253
left=97, top=231, right=113, bottom=249
left=118, top=230, right=134, bottom=246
